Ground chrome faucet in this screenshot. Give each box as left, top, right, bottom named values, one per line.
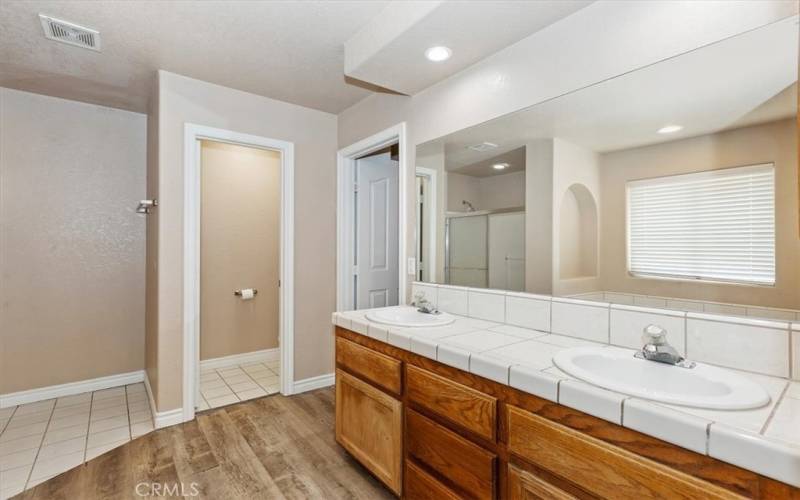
left=413, top=292, right=439, bottom=314
left=634, top=324, right=695, bottom=368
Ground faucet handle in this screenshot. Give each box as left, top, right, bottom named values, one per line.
left=642, top=324, right=668, bottom=346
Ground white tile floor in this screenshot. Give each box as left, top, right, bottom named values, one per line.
left=0, top=383, right=154, bottom=499
left=198, top=359, right=280, bottom=410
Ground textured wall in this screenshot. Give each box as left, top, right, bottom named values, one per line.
left=0, top=88, right=146, bottom=393
left=152, top=71, right=338, bottom=411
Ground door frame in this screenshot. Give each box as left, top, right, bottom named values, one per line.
left=336, top=123, right=408, bottom=311
left=183, top=123, right=295, bottom=423
left=414, top=166, right=438, bottom=283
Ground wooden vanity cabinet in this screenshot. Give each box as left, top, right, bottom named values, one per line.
left=334, top=326, right=798, bottom=499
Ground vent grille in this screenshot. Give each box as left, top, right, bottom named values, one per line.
left=39, top=14, right=100, bottom=51
left=467, top=142, right=498, bottom=152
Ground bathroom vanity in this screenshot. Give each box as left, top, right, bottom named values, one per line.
left=332, top=306, right=800, bottom=499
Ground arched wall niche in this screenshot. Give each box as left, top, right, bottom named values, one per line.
left=559, top=183, right=598, bottom=279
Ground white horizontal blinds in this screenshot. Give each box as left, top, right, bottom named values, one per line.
left=627, top=164, right=775, bottom=285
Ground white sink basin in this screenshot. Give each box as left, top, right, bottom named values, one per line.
left=553, top=346, right=769, bottom=410
left=365, top=306, right=455, bottom=328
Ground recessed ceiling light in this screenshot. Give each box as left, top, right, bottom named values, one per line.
left=492, top=163, right=509, bottom=170
left=425, top=46, right=452, bottom=62
left=657, top=125, right=683, bottom=134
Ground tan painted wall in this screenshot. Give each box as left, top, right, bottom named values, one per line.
left=599, top=119, right=800, bottom=309
left=145, top=73, right=160, bottom=405
left=200, top=141, right=280, bottom=360
left=0, top=88, right=146, bottom=393
left=152, top=71, right=337, bottom=411
left=447, top=171, right=527, bottom=213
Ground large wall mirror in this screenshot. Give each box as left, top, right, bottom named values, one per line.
left=414, top=16, right=800, bottom=320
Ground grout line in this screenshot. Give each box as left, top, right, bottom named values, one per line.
left=22, top=400, right=56, bottom=491
left=240, top=363, right=272, bottom=395
left=208, top=368, right=242, bottom=409
left=0, top=405, right=19, bottom=436
left=124, top=386, right=132, bottom=442
left=759, top=382, right=790, bottom=436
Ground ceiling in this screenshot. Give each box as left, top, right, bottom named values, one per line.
left=449, top=147, right=525, bottom=177
left=426, top=15, right=798, bottom=170
left=344, top=1, right=592, bottom=95
left=0, top=1, right=594, bottom=115
left=0, top=1, right=389, bottom=113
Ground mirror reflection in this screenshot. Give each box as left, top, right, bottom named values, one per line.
left=414, top=17, right=799, bottom=319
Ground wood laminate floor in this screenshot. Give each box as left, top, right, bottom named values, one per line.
left=14, top=388, right=395, bottom=499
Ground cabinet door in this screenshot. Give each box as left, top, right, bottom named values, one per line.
left=507, top=465, right=577, bottom=500
left=335, top=369, right=403, bottom=495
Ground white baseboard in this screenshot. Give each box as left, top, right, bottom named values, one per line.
left=0, top=370, right=145, bottom=408
left=199, top=348, right=279, bottom=371
left=153, top=408, right=184, bottom=429
left=292, top=372, right=335, bottom=394
left=144, top=372, right=184, bottom=429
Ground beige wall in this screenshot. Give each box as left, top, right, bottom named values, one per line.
left=599, top=119, right=800, bottom=309
left=145, top=73, right=160, bottom=405
left=152, top=71, right=337, bottom=411
left=0, top=88, right=146, bottom=394
left=200, top=141, right=280, bottom=360
left=524, top=140, right=554, bottom=294
left=552, top=138, right=601, bottom=296
left=446, top=173, right=481, bottom=212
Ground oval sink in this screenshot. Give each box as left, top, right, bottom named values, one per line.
left=365, top=306, right=455, bottom=328
left=553, top=346, right=770, bottom=410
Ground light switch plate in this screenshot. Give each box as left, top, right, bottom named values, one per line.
left=407, top=258, right=416, bottom=274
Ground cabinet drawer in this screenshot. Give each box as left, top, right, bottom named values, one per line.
left=507, top=464, right=577, bottom=500
left=335, top=369, right=402, bottom=495
left=406, top=460, right=463, bottom=500
left=336, top=336, right=402, bottom=395
left=506, top=406, right=740, bottom=500
left=406, top=409, right=496, bottom=499
left=406, top=365, right=496, bottom=441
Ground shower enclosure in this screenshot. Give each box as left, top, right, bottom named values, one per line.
left=445, top=208, right=525, bottom=291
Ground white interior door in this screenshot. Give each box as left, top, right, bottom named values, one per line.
left=356, top=152, right=399, bottom=309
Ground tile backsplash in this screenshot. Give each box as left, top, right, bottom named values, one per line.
left=571, top=290, right=800, bottom=322
left=411, top=282, right=797, bottom=380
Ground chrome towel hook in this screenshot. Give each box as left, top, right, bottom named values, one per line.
left=137, top=199, right=158, bottom=214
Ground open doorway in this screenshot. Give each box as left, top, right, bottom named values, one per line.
left=336, top=124, right=408, bottom=311
left=183, top=124, right=294, bottom=423
left=196, top=140, right=281, bottom=410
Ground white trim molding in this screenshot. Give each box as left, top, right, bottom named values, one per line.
left=183, top=123, right=295, bottom=425
left=336, top=122, right=408, bottom=311
left=0, top=370, right=145, bottom=408
left=199, top=348, right=279, bottom=371
left=414, top=166, right=438, bottom=283
left=292, top=373, right=335, bottom=394
left=144, top=371, right=183, bottom=429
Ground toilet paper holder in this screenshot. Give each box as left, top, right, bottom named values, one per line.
left=234, top=289, right=258, bottom=296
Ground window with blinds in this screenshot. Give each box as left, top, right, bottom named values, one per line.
left=626, top=164, right=775, bottom=286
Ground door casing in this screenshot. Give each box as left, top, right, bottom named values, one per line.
left=336, top=123, right=408, bottom=311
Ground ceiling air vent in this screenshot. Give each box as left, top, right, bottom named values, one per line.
left=467, top=142, right=498, bottom=152
left=39, top=14, right=101, bottom=51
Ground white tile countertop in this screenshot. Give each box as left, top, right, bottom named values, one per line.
left=332, top=307, right=800, bottom=487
